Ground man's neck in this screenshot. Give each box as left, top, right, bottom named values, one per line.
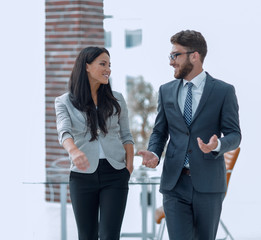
left=184, top=68, right=204, bottom=81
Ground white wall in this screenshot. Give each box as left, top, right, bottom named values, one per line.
left=0, top=0, right=45, bottom=239
left=0, top=0, right=260, bottom=239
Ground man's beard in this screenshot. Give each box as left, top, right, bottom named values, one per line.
left=174, top=58, right=193, bottom=79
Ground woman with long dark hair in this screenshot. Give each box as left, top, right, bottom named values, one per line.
left=55, top=47, right=134, bottom=240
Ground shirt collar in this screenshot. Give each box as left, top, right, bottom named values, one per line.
left=182, top=71, right=206, bottom=88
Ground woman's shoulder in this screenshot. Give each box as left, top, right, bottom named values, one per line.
left=112, top=90, right=124, bottom=100
left=55, top=92, right=70, bottom=102
left=55, top=92, right=72, bottom=106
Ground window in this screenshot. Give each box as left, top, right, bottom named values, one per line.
left=125, top=29, right=142, bottom=48
left=104, top=31, right=112, bottom=48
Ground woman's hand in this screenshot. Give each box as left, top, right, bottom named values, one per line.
left=126, top=164, right=134, bottom=175
left=70, top=148, right=90, bottom=171
left=124, top=143, right=134, bottom=175
left=63, top=138, right=90, bottom=171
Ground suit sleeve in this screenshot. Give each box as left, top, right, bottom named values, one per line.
left=218, top=84, right=241, bottom=156
left=148, top=86, right=169, bottom=160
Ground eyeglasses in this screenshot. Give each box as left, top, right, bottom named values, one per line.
left=168, top=51, right=195, bottom=61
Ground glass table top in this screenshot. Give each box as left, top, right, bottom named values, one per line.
left=23, top=167, right=161, bottom=185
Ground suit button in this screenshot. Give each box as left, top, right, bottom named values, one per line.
left=188, top=149, right=192, bottom=154
left=97, top=129, right=100, bottom=134
left=186, top=132, right=190, bottom=136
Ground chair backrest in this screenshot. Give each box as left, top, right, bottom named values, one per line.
left=224, top=147, right=240, bottom=191
left=155, top=206, right=165, bottom=224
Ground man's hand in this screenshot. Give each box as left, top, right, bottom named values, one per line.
left=138, top=150, right=159, bottom=168
left=197, top=134, right=218, bottom=153
left=70, top=148, right=90, bottom=171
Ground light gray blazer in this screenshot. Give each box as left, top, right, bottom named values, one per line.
left=55, top=91, right=134, bottom=174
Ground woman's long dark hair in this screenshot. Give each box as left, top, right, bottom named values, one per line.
left=68, top=47, right=121, bottom=141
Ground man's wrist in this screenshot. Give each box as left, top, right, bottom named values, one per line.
left=151, top=151, right=159, bottom=160
left=212, top=139, right=221, bottom=152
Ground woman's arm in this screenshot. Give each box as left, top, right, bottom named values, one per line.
left=124, top=143, right=134, bottom=174
left=55, top=95, right=90, bottom=171
left=63, top=137, right=90, bottom=171
left=116, top=93, right=134, bottom=174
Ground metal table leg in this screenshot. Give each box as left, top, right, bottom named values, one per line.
left=151, top=185, right=156, bottom=238
left=141, top=184, right=148, bottom=240
left=120, top=181, right=159, bottom=239
left=60, top=184, right=67, bottom=240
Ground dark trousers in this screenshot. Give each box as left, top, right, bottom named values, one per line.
left=69, top=159, right=130, bottom=240
left=163, top=171, right=225, bottom=240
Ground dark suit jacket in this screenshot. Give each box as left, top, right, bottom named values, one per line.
left=148, top=72, right=241, bottom=193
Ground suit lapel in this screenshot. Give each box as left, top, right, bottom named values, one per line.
left=170, top=80, right=189, bottom=129
left=172, top=80, right=183, bottom=115
left=191, top=74, right=215, bottom=124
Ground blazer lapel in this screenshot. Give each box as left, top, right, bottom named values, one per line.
left=191, top=74, right=215, bottom=124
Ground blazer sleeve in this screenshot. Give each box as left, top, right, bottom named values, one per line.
left=55, top=96, right=74, bottom=145
left=118, top=93, right=134, bottom=145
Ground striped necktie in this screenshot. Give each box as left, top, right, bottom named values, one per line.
left=183, top=82, right=193, bottom=126
left=183, top=82, right=193, bottom=166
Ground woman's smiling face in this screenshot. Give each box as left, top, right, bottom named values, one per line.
left=86, top=52, right=111, bottom=86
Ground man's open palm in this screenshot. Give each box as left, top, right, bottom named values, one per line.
left=197, top=134, right=218, bottom=153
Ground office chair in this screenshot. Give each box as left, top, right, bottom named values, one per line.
left=155, top=206, right=166, bottom=240
left=155, top=147, right=241, bottom=240
left=217, top=147, right=240, bottom=240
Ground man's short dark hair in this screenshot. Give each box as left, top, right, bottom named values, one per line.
left=170, top=30, right=207, bottom=63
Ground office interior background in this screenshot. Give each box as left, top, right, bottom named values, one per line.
left=0, top=0, right=261, bottom=239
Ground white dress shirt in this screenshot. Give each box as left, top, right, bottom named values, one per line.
left=178, top=71, right=206, bottom=117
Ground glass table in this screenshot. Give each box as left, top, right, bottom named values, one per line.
left=24, top=173, right=161, bottom=240
left=121, top=176, right=161, bottom=240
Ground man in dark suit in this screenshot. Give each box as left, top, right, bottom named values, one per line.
left=139, top=30, right=241, bottom=240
